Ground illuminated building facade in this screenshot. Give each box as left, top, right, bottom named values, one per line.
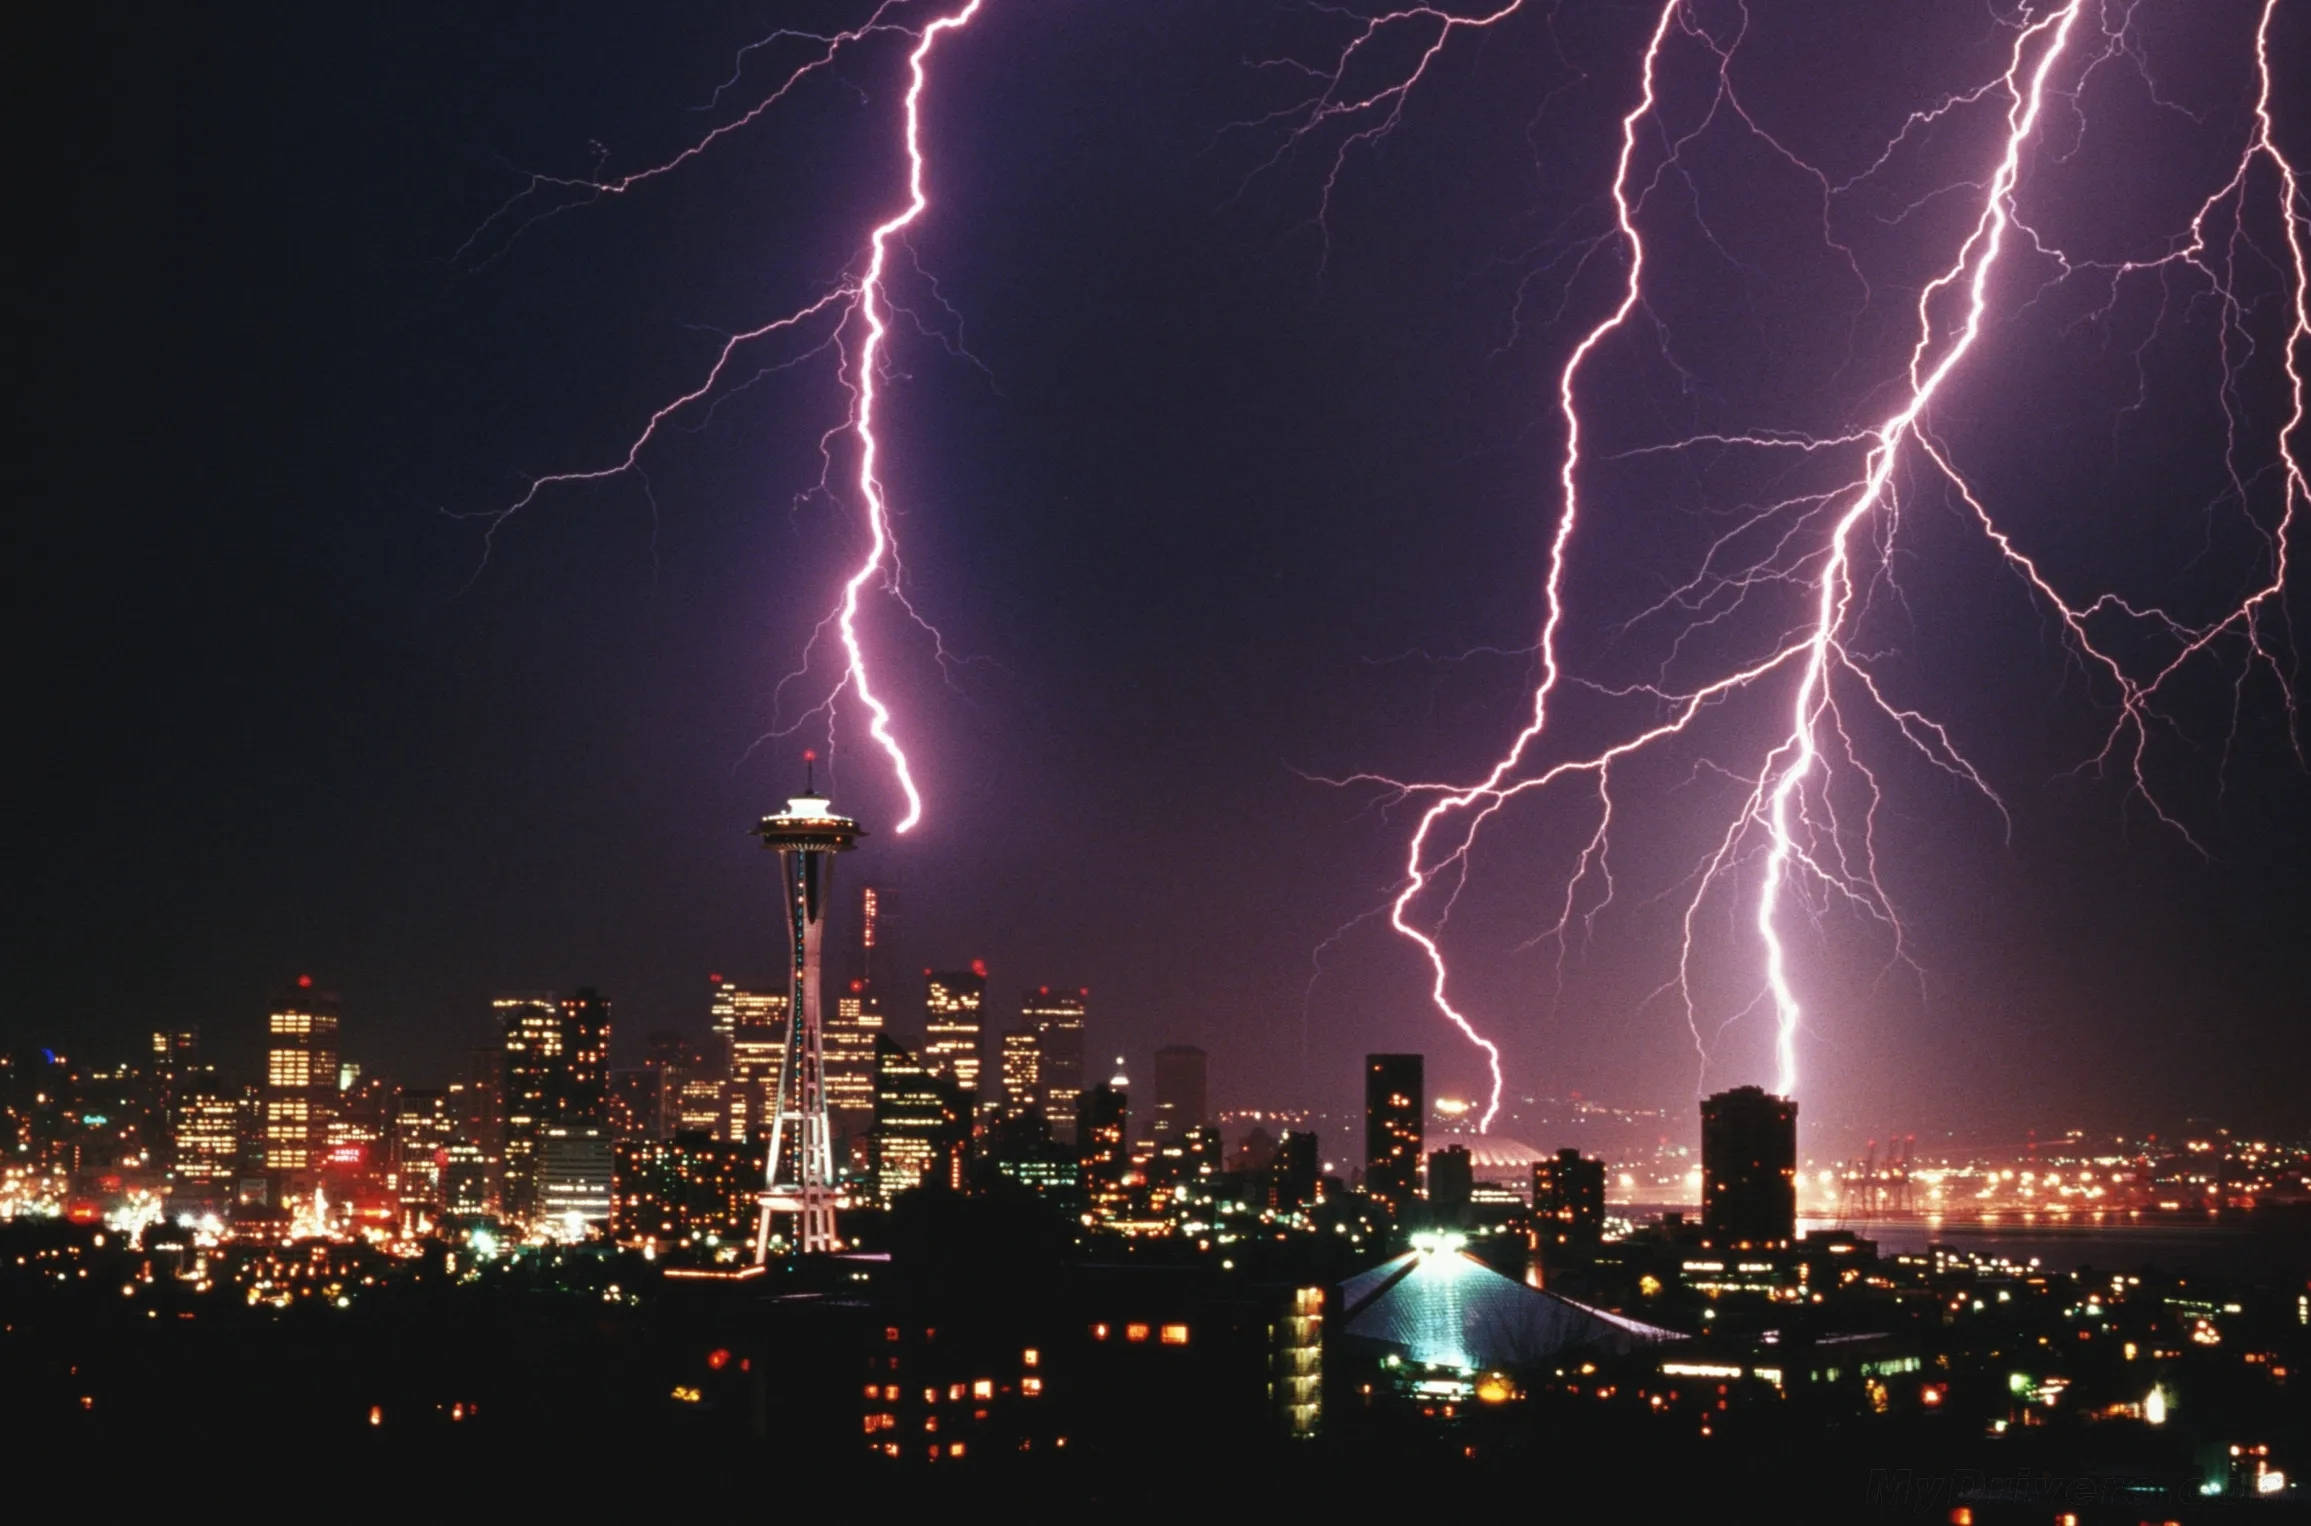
left=715, top=982, right=789, bottom=1142
left=1078, top=1078, right=1129, bottom=1218
left=496, top=994, right=561, bottom=1220
left=538, top=1125, right=614, bottom=1236
left=1363, top=1053, right=1422, bottom=1215
left=1532, top=1146, right=1606, bottom=1249
left=263, top=978, right=340, bottom=1175
left=390, top=1088, right=453, bottom=1212
left=1701, top=1085, right=1798, bottom=1249
left=172, top=1088, right=239, bottom=1197
left=1024, top=987, right=1086, bottom=1145
left=753, top=781, right=862, bottom=1257
left=1270, top=1286, right=1323, bottom=1439
left=923, top=966, right=987, bottom=1099
left=612, top=1132, right=761, bottom=1251
left=1151, top=1045, right=1207, bottom=1145
left=871, top=1035, right=966, bottom=1202
left=825, top=885, right=889, bottom=1161
left=999, top=1028, right=1042, bottom=1119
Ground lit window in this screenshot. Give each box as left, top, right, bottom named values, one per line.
left=1022, top=1376, right=1043, bottom=1396
left=972, top=1380, right=993, bottom=1399
left=1126, top=1323, right=1151, bottom=1343
left=1023, top=1348, right=1039, bottom=1367
left=1091, top=1323, right=1109, bottom=1340
left=1160, top=1324, right=1189, bottom=1346
left=949, top=1442, right=965, bottom=1458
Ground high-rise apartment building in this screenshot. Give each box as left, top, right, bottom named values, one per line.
left=1363, top=1053, right=1423, bottom=1215
left=1151, top=1045, right=1208, bottom=1144
left=263, top=977, right=340, bottom=1175
left=1023, top=987, right=1087, bottom=1145
left=923, top=966, right=987, bottom=1098
left=1700, top=1085, right=1797, bottom=1249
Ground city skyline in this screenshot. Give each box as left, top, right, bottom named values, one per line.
left=12, top=2, right=2311, bottom=1152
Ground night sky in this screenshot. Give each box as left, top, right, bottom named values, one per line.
left=13, top=1, right=2308, bottom=1150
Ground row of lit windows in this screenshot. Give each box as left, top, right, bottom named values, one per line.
left=1089, top=1322, right=1189, bottom=1345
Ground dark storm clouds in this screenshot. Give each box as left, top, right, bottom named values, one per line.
left=11, top=1, right=2307, bottom=1147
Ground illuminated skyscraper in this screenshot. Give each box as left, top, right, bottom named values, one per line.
left=497, top=994, right=561, bottom=1220
left=1363, top=1054, right=1422, bottom=1216
left=751, top=775, right=862, bottom=1258
left=871, top=1034, right=966, bottom=1203
left=390, top=1089, right=453, bottom=1214
left=172, top=1087, right=239, bottom=1199
left=262, top=977, right=340, bottom=1175
left=826, top=979, right=883, bottom=1164
left=1700, top=1085, right=1797, bottom=1249
left=1151, top=1045, right=1208, bottom=1144
left=556, top=989, right=612, bottom=1129
left=825, top=886, right=889, bottom=1162
left=1078, top=1073, right=1130, bottom=1218
left=1532, top=1147, right=1606, bottom=1249
left=1024, top=986, right=1087, bottom=1145
left=712, top=980, right=789, bottom=1142
left=538, top=1125, right=614, bottom=1238
left=999, top=1027, right=1042, bottom=1119
left=923, top=966, right=987, bottom=1098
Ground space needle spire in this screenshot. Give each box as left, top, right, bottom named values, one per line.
left=752, top=751, right=864, bottom=1259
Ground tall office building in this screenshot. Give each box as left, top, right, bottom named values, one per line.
left=1269, top=1129, right=1319, bottom=1211
left=497, top=994, right=561, bottom=1219
left=149, top=1027, right=202, bottom=1168
left=1024, top=986, right=1087, bottom=1145
left=1078, top=1074, right=1130, bottom=1218
left=1363, top=1054, right=1423, bottom=1215
left=752, top=775, right=861, bottom=1257
left=871, top=1034, right=965, bottom=1203
left=262, top=977, right=340, bottom=1175
left=999, top=1027, right=1042, bottom=1119
left=1700, top=1085, right=1798, bottom=1249
left=712, top=980, right=789, bottom=1143
left=923, top=966, right=987, bottom=1099
left=1151, top=1045, right=1208, bottom=1144
left=1532, top=1147, right=1607, bottom=1249
left=826, top=976, right=883, bottom=1167
left=172, top=1087, right=240, bottom=1199
left=538, top=1125, right=614, bottom=1237
left=389, top=1089, right=454, bottom=1213
left=826, top=885, right=889, bottom=1162
left=557, top=989, right=612, bottom=1128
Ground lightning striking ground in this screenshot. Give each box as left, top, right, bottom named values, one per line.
left=459, top=0, right=990, bottom=832
left=1272, top=0, right=2304, bottom=1128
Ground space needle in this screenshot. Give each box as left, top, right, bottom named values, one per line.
left=751, top=754, right=862, bottom=1260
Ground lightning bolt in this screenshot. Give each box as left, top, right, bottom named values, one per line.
left=1274, top=0, right=2303, bottom=1129
left=456, top=0, right=990, bottom=833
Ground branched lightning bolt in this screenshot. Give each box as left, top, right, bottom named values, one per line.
left=1278, top=0, right=2303, bottom=1129
left=456, top=0, right=990, bottom=832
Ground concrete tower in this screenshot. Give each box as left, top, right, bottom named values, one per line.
left=752, top=764, right=863, bottom=1259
